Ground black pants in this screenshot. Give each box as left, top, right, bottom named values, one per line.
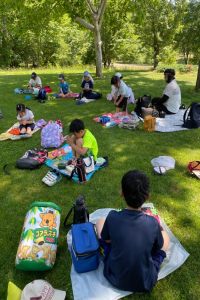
left=115, top=96, right=128, bottom=111
left=151, top=97, right=175, bottom=115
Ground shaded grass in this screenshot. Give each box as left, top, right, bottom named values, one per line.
left=0, top=68, right=200, bottom=299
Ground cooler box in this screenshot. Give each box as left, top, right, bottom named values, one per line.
left=71, top=222, right=100, bottom=273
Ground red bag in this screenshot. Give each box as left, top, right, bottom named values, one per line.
left=43, top=86, right=52, bottom=93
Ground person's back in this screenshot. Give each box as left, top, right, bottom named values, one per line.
left=101, top=209, right=163, bottom=292
left=97, top=170, right=169, bottom=293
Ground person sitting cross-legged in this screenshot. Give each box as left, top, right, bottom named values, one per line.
left=96, top=170, right=170, bottom=293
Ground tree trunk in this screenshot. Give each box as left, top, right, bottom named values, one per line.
left=153, top=48, right=159, bottom=69
left=195, top=61, right=200, bottom=91
left=94, top=22, right=103, bottom=77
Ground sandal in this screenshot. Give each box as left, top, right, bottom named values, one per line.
left=42, top=169, right=62, bottom=186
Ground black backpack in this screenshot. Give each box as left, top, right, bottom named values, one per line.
left=135, top=95, right=151, bottom=117
left=183, top=102, right=200, bottom=129
left=64, top=195, right=89, bottom=228
left=16, top=148, right=48, bottom=169
left=37, top=88, right=47, bottom=103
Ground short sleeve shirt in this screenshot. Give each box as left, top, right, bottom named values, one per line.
left=115, top=80, right=129, bottom=98
left=82, top=129, right=98, bottom=160
left=29, top=76, right=42, bottom=88
left=17, top=109, right=35, bottom=122
left=59, top=81, right=69, bottom=94
left=81, top=80, right=93, bottom=90
left=163, top=79, right=181, bottom=113
left=101, top=209, right=164, bottom=292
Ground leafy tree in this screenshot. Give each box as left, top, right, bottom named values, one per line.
left=66, top=0, right=107, bottom=77
left=132, top=0, right=179, bottom=69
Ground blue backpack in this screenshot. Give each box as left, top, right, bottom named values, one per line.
left=37, top=88, right=46, bottom=102
left=71, top=222, right=100, bottom=273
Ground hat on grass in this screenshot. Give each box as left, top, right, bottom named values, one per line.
left=115, top=72, right=123, bottom=79
left=21, top=280, right=66, bottom=300
left=31, top=72, right=37, bottom=79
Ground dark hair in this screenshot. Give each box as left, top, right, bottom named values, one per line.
left=69, top=119, right=85, bottom=133
left=16, top=103, right=26, bottom=113
left=31, top=72, right=37, bottom=78
left=111, top=75, right=120, bottom=85
left=121, top=170, right=150, bottom=208
left=164, top=68, right=175, bottom=83
left=58, top=73, right=65, bottom=80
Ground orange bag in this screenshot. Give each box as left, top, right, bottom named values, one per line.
left=144, top=116, right=156, bottom=132
left=8, top=128, right=21, bottom=135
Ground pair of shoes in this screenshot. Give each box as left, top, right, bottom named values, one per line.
left=42, top=169, right=62, bottom=186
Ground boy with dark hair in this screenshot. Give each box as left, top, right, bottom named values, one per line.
left=66, top=119, right=98, bottom=160
left=58, top=74, right=70, bottom=98
left=96, top=170, right=169, bottom=293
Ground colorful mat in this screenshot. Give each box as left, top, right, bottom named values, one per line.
left=0, top=122, right=41, bottom=141
left=45, top=144, right=107, bottom=183
left=94, top=112, right=138, bottom=128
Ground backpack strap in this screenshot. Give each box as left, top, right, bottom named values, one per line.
left=63, top=206, right=74, bottom=229
left=183, top=104, right=192, bottom=124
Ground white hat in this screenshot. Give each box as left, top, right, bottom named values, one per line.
left=21, top=280, right=66, bottom=300
left=115, top=72, right=123, bottom=78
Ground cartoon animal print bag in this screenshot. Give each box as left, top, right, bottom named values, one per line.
left=15, top=201, right=61, bottom=271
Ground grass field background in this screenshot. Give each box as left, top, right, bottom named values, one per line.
left=0, top=67, right=200, bottom=300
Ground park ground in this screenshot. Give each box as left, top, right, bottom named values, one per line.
left=0, top=67, right=200, bottom=300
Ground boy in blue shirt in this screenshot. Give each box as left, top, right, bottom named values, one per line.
left=96, top=170, right=169, bottom=293
left=58, top=74, right=70, bottom=98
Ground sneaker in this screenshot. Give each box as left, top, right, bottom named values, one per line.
left=42, top=169, right=62, bottom=186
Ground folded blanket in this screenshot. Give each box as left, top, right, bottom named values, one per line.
left=67, top=204, right=189, bottom=300
left=155, top=109, right=188, bottom=132
left=0, top=121, right=41, bottom=141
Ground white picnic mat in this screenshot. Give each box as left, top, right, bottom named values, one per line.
left=67, top=205, right=189, bottom=300
left=155, top=109, right=188, bottom=132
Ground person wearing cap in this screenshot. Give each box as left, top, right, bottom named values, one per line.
left=28, top=72, right=42, bottom=90
left=151, top=69, right=181, bottom=114
left=58, top=74, right=70, bottom=98
left=111, top=75, right=130, bottom=114
left=80, top=71, right=94, bottom=98
left=109, top=72, right=134, bottom=104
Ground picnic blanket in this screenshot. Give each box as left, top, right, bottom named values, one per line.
left=45, top=144, right=107, bottom=183
left=155, top=109, right=188, bottom=132
left=0, top=122, right=41, bottom=141
left=67, top=204, right=189, bottom=300
left=53, top=93, right=80, bottom=99
left=94, top=112, right=139, bottom=128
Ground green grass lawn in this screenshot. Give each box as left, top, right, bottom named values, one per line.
left=0, top=67, right=200, bottom=300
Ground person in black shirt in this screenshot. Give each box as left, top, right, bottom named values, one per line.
left=96, top=170, right=169, bottom=293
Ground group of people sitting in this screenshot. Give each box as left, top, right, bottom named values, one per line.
left=12, top=68, right=182, bottom=294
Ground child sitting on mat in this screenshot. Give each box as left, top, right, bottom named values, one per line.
left=79, top=71, right=101, bottom=100
left=111, top=75, right=129, bottom=114
left=65, top=119, right=98, bottom=160
left=58, top=74, right=70, bottom=98
left=96, top=170, right=169, bottom=293
left=16, top=103, right=35, bottom=134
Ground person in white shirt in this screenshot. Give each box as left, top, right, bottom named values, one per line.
left=152, top=69, right=181, bottom=114
left=111, top=75, right=130, bottom=113
left=28, top=72, right=42, bottom=90
left=16, top=103, right=35, bottom=134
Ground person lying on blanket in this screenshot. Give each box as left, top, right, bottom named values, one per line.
left=16, top=103, right=35, bottom=135
left=111, top=75, right=129, bottom=114
left=151, top=69, right=181, bottom=114
left=65, top=119, right=98, bottom=161
left=96, top=170, right=170, bottom=293
left=58, top=74, right=70, bottom=98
